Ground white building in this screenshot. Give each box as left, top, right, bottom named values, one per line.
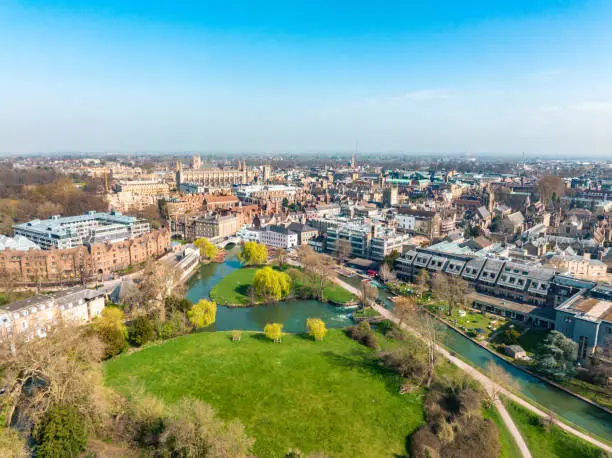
left=13, top=211, right=150, bottom=250
left=0, top=286, right=105, bottom=342
left=260, top=226, right=298, bottom=249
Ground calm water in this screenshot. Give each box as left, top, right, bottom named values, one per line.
left=440, top=325, right=612, bottom=441
left=185, top=249, right=612, bottom=442
left=185, top=248, right=352, bottom=333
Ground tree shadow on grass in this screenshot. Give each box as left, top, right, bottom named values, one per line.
left=235, top=284, right=251, bottom=297
left=321, top=350, right=404, bottom=396
left=249, top=333, right=269, bottom=343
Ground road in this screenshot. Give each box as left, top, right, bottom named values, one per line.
left=330, top=275, right=611, bottom=456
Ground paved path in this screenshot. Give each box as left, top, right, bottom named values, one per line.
left=368, top=301, right=611, bottom=454
left=330, top=275, right=611, bottom=455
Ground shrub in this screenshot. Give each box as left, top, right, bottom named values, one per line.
left=410, top=427, right=441, bottom=458
left=129, top=315, right=155, bottom=346
left=346, top=321, right=379, bottom=349
left=34, top=404, right=88, bottom=458
left=92, top=307, right=128, bottom=358
left=496, top=328, right=520, bottom=345
left=380, top=344, right=428, bottom=382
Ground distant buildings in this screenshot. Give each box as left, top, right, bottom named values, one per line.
left=13, top=211, right=150, bottom=250
left=2, top=211, right=170, bottom=284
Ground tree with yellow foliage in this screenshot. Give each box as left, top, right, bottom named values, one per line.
left=187, top=299, right=217, bottom=329
left=264, top=323, right=283, bottom=343
left=238, top=241, right=268, bottom=266
left=253, top=266, right=292, bottom=302
left=194, top=237, right=218, bottom=260
left=306, top=318, right=327, bottom=341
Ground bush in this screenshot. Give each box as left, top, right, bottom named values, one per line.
left=34, top=404, right=88, bottom=458
left=346, top=321, right=379, bottom=349
left=410, top=427, right=441, bottom=458
left=264, top=323, right=284, bottom=342
left=307, top=318, right=327, bottom=341
left=164, top=295, right=193, bottom=314
left=496, top=328, right=520, bottom=345
left=380, top=344, right=428, bottom=382
left=129, top=316, right=155, bottom=346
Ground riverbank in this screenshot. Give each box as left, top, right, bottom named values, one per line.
left=426, top=307, right=612, bottom=416
left=369, top=301, right=612, bottom=452
left=209, top=265, right=356, bottom=307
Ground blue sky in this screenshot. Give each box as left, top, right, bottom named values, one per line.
left=1, top=1, right=611, bottom=155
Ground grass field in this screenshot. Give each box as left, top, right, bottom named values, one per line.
left=104, top=330, right=424, bottom=457
left=503, top=399, right=607, bottom=458
left=210, top=267, right=259, bottom=306
left=210, top=266, right=355, bottom=306
left=518, top=329, right=550, bottom=354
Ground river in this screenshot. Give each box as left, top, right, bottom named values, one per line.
left=185, top=248, right=352, bottom=332
left=185, top=249, right=612, bottom=442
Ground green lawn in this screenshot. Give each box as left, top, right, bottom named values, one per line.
left=104, top=330, right=424, bottom=457
left=503, top=399, right=607, bottom=458
left=210, top=267, right=356, bottom=306
left=518, top=329, right=550, bottom=354
left=428, top=303, right=505, bottom=337
left=210, top=267, right=259, bottom=306
left=482, top=405, right=522, bottom=458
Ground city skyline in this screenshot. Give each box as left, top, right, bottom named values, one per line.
left=1, top=0, right=611, bottom=155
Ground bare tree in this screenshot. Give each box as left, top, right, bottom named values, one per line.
left=485, top=361, right=517, bottom=406
left=335, top=239, right=351, bottom=264
left=273, top=248, right=289, bottom=268
left=297, top=246, right=336, bottom=301
left=359, top=280, right=378, bottom=306
left=0, top=322, right=106, bottom=430
left=414, top=269, right=430, bottom=298
left=393, top=295, right=416, bottom=327
left=414, top=312, right=442, bottom=388
left=432, top=272, right=472, bottom=317
left=379, top=263, right=396, bottom=283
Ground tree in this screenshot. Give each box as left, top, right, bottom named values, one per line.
left=383, top=249, right=401, bottom=269
left=306, top=318, right=327, bottom=341
left=485, top=361, right=516, bottom=405
left=297, top=246, right=336, bottom=301
left=431, top=272, right=472, bottom=317
left=273, top=248, right=289, bottom=268
left=253, top=267, right=292, bottom=302
left=335, top=239, right=351, bottom=264
left=239, top=241, right=268, bottom=266
left=264, top=323, right=284, bottom=342
left=378, top=263, right=396, bottom=283
left=129, top=315, right=156, bottom=346
left=187, top=299, right=217, bottom=329
left=359, top=280, right=378, bottom=305
left=134, top=260, right=185, bottom=322
left=1, top=323, right=105, bottom=433
left=414, top=313, right=441, bottom=388
left=414, top=269, right=430, bottom=298
left=534, top=330, right=578, bottom=380
left=162, top=397, right=254, bottom=458
left=93, top=306, right=128, bottom=358
left=194, top=237, right=218, bottom=260
left=164, top=295, right=193, bottom=316
left=393, top=296, right=416, bottom=327
left=34, top=404, right=88, bottom=458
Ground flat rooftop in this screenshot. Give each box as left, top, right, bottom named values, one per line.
left=571, top=297, right=612, bottom=322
